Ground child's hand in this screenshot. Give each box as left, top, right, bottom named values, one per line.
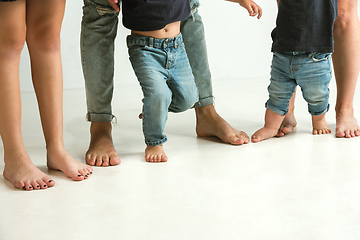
left=107, top=0, right=120, bottom=12
left=231, top=0, right=262, bottom=19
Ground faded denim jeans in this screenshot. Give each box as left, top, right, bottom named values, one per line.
left=266, top=52, right=332, bottom=116
left=81, top=0, right=213, bottom=122
left=127, top=34, right=198, bottom=146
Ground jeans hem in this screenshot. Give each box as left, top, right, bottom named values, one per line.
left=145, top=136, right=168, bottom=147
left=265, top=103, right=287, bottom=116
left=194, top=96, right=214, bottom=108
left=86, top=113, right=115, bottom=122
left=309, top=104, right=330, bottom=116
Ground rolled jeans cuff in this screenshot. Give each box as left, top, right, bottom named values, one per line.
left=194, top=96, right=214, bottom=108
left=86, top=113, right=115, bottom=122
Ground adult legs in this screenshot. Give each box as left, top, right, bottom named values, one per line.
left=26, top=0, right=92, bottom=181
left=332, top=0, right=360, bottom=138
left=81, top=0, right=121, bottom=166
left=0, top=0, right=53, bottom=191
left=181, top=0, right=249, bottom=145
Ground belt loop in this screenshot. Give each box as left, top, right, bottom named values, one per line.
left=149, top=37, right=154, bottom=48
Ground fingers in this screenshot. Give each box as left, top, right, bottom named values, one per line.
left=249, top=3, right=262, bottom=19
left=242, top=2, right=262, bottom=19
left=107, top=0, right=120, bottom=12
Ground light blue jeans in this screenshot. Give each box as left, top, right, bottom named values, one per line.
left=127, top=34, right=198, bottom=146
left=80, top=0, right=213, bottom=122
left=266, top=52, right=332, bottom=116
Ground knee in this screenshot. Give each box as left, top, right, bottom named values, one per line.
left=170, top=93, right=198, bottom=113
left=26, top=28, right=61, bottom=52
left=0, top=31, right=26, bottom=57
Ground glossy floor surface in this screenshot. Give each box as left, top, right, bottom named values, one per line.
left=1, top=78, right=360, bottom=240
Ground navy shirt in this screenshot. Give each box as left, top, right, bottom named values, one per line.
left=122, top=0, right=191, bottom=31
left=271, top=0, right=338, bottom=53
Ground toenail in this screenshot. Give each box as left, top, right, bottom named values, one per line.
left=22, top=187, right=25, bottom=190
left=78, top=175, right=82, bottom=177
left=44, top=185, right=47, bottom=187
left=37, top=185, right=40, bottom=188
left=29, top=186, right=32, bottom=189
left=48, top=180, right=53, bottom=183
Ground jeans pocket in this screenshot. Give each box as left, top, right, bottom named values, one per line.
left=310, top=53, right=331, bottom=62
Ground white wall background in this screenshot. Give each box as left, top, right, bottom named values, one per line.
left=19, top=1, right=279, bottom=92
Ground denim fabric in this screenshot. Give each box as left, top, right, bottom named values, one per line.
left=181, top=0, right=214, bottom=107
left=266, top=52, right=332, bottom=116
left=81, top=0, right=119, bottom=122
left=127, top=34, right=199, bottom=146
left=81, top=0, right=213, bottom=122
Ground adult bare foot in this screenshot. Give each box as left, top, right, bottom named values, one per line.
left=145, top=145, right=168, bottom=163
left=335, top=109, right=360, bottom=138
left=251, top=127, right=278, bottom=143
left=276, top=111, right=297, bottom=137
left=3, top=151, right=55, bottom=190
left=312, top=114, right=331, bottom=135
left=195, top=105, right=249, bottom=145
left=47, top=146, right=93, bottom=181
left=86, top=122, right=121, bottom=167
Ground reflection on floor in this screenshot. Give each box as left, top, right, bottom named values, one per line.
left=1, top=78, right=360, bottom=240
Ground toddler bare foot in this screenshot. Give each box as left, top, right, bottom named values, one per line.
left=312, top=114, right=331, bottom=135
left=251, top=127, right=278, bottom=143
left=195, top=105, right=249, bottom=145
left=86, top=122, right=121, bottom=167
left=47, top=147, right=93, bottom=181
left=277, top=111, right=297, bottom=136
left=335, top=110, right=360, bottom=138
left=145, top=145, right=168, bottom=163
left=3, top=152, right=55, bottom=191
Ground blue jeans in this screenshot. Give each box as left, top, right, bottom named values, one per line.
left=127, top=34, right=199, bottom=146
left=80, top=0, right=213, bottom=122
left=266, top=52, right=332, bottom=116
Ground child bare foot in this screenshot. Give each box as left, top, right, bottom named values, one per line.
left=86, top=122, right=121, bottom=167
left=335, top=110, right=360, bottom=138
left=195, top=105, right=249, bottom=145
left=47, top=147, right=93, bottom=181
left=251, top=127, right=278, bottom=143
left=277, top=111, right=297, bottom=136
left=145, top=145, right=168, bottom=163
left=312, top=114, right=331, bottom=135
left=252, top=109, right=285, bottom=143
left=3, top=152, right=55, bottom=191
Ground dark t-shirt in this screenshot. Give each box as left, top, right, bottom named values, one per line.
left=122, top=0, right=190, bottom=31
left=271, top=0, right=338, bottom=53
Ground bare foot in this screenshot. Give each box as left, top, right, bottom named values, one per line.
left=312, top=114, right=331, bottom=135
left=3, top=151, right=55, bottom=191
left=47, top=147, right=93, bottom=181
left=195, top=105, right=249, bottom=145
left=86, top=122, right=121, bottom=167
left=251, top=127, right=278, bottom=143
left=277, top=111, right=297, bottom=137
left=145, top=145, right=168, bottom=163
left=335, top=110, right=360, bottom=138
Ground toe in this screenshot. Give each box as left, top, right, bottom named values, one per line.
left=86, top=155, right=96, bottom=166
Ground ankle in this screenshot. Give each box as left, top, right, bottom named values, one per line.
left=90, top=122, right=112, bottom=136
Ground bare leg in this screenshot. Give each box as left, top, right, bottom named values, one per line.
left=333, top=0, right=360, bottom=138
left=195, top=105, right=249, bottom=145
left=277, top=91, right=297, bottom=136
left=145, top=145, right=168, bottom=163
left=252, top=109, right=285, bottom=143
left=0, top=1, right=55, bottom=190
left=25, top=0, right=92, bottom=180
left=86, top=122, right=121, bottom=166
left=312, top=113, right=331, bottom=135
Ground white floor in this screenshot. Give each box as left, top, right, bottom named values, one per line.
left=1, top=77, right=360, bottom=240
